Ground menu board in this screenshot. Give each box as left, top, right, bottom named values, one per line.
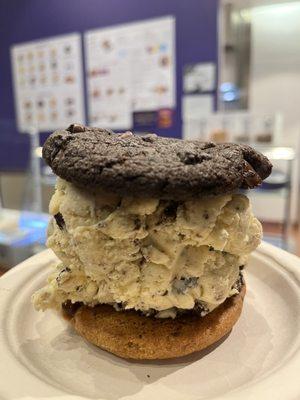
left=85, top=16, right=175, bottom=129
left=11, top=33, right=85, bottom=133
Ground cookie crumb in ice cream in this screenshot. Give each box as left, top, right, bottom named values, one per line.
left=54, top=213, right=65, bottom=230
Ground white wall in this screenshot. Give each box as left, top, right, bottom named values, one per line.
left=249, top=2, right=300, bottom=145
left=249, top=2, right=300, bottom=223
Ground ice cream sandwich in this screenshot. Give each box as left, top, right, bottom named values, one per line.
left=32, top=124, right=272, bottom=359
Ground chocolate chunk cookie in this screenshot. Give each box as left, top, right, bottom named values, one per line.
left=43, top=124, right=272, bottom=199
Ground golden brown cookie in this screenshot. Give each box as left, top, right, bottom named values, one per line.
left=71, top=285, right=246, bottom=360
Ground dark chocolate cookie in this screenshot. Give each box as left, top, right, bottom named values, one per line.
left=42, top=124, right=272, bottom=199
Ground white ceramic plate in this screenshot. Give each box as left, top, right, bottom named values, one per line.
left=0, top=242, right=300, bottom=400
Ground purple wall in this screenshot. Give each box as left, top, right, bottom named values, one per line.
left=0, top=0, right=219, bottom=170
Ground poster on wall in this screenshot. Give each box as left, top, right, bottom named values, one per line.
left=84, top=16, right=175, bottom=129
left=182, top=94, right=214, bottom=140
left=184, top=62, right=216, bottom=93
left=11, top=33, right=85, bottom=133
left=182, top=94, right=214, bottom=120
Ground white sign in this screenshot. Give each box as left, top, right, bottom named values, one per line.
left=85, top=16, right=175, bottom=129
left=182, top=94, right=214, bottom=140
left=11, top=33, right=85, bottom=133
left=184, top=62, right=216, bottom=93
left=182, top=94, right=214, bottom=120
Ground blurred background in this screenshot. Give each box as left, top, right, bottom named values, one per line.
left=0, top=0, right=299, bottom=271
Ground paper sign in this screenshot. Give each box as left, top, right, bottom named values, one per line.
left=84, top=16, right=175, bottom=129
left=184, top=62, right=216, bottom=93
left=182, top=94, right=214, bottom=120
left=11, top=33, right=85, bottom=133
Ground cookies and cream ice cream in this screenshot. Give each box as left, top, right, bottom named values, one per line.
left=33, top=178, right=262, bottom=318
